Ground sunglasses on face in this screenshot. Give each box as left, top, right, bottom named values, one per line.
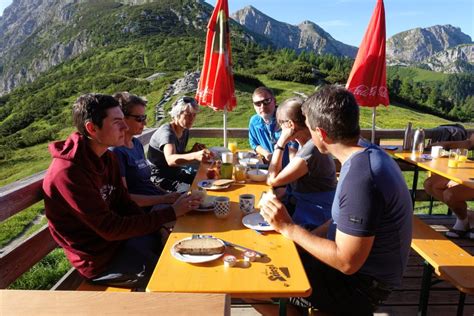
left=253, top=98, right=272, bottom=107
left=126, top=114, right=147, bottom=123
left=180, top=96, right=198, bottom=106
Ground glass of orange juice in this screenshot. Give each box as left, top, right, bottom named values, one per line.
left=448, top=149, right=460, bottom=168
left=457, top=148, right=468, bottom=162
left=228, top=142, right=238, bottom=154
left=234, top=164, right=247, bottom=183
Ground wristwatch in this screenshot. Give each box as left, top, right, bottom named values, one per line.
left=274, top=144, right=285, bottom=151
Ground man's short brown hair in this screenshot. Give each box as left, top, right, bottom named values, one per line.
left=252, top=86, right=274, bottom=99
left=72, top=93, right=120, bottom=136
left=302, top=85, right=360, bottom=142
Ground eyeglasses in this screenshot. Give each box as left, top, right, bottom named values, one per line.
left=253, top=98, right=272, bottom=107
left=180, top=96, right=198, bottom=106
left=126, top=114, right=147, bottom=123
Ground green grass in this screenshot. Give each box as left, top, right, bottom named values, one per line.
left=8, top=249, right=71, bottom=290
left=389, top=66, right=448, bottom=83
left=0, top=202, right=45, bottom=248
left=359, top=102, right=451, bottom=130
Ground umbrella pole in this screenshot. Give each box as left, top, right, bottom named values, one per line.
left=223, top=104, right=228, bottom=147
left=371, top=106, right=376, bottom=144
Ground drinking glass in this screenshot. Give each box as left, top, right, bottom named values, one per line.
left=234, top=164, right=247, bottom=182
left=228, top=142, right=238, bottom=154
left=457, top=148, right=468, bottom=162
left=448, top=149, right=460, bottom=168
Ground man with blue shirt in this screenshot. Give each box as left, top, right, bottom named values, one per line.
left=260, top=85, right=413, bottom=315
left=249, top=87, right=297, bottom=164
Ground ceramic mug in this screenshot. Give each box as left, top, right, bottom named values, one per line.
left=213, top=196, right=231, bottom=218
left=431, top=146, right=443, bottom=158
left=239, top=194, right=255, bottom=215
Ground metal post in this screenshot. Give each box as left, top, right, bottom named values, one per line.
left=223, top=105, right=228, bottom=148
left=278, top=298, right=288, bottom=316
left=411, top=166, right=419, bottom=207
left=371, top=107, right=376, bottom=143
left=418, top=261, right=433, bottom=316
left=457, top=292, right=466, bottom=316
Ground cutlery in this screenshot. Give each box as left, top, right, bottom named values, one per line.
left=192, top=234, right=267, bottom=257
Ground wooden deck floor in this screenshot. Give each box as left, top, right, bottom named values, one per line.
left=231, top=215, right=474, bottom=316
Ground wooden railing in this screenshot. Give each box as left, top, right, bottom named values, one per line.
left=1, top=127, right=473, bottom=289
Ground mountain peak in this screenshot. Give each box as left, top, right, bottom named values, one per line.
left=387, top=24, right=472, bottom=65
left=231, top=6, right=356, bottom=58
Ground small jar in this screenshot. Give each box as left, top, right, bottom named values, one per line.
left=223, top=255, right=237, bottom=267
left=243, top=251, right=257, bottom=262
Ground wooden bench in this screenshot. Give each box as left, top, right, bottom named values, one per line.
left=0, top=290, right=230, bottom=316
left=411, top=215, right=474, bottom=316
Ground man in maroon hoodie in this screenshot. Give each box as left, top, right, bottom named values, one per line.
left=43, top=93, right=200, bottom=288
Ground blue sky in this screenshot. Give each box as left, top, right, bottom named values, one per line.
left=1, top=0, right=473, bottom=46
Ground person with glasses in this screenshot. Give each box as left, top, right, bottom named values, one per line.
left=259, top=85, right=412, bottom=315
left=110, top=92, right=189, bottom=212
left=249, top=87, right=298, bottom=164
left=148, top=96, right=212, bottom=192
left=266, top=97, right=337, bottom=231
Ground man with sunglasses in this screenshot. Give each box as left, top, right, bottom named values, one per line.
left=260, top=85, right=412, bottom=314
left=249, top=87, right=298, bottom=164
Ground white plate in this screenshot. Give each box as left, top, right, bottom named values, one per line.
left=197, top=179, right=231, bottom=190
left=239, top=158, right=259, bottom=167
left=171, top=237, right=225, bottom=263
left=242, top=212, right=274, bottom=231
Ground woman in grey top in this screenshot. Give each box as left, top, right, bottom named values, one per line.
left=148, top=96, right=212, bottom=192
left=267, top=97, right=337, bottom=229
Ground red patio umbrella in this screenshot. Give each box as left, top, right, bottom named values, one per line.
left=195, top=0, right=237, bottom=146
left=346, top=0, right=389, bottom=143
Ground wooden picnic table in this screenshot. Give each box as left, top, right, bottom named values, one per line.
left=146, top=161, right=311, bottom=314
left=394, top=151, right=474, bottom=189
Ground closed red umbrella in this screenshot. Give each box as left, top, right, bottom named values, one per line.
left=196, top=0, right=237, bottom=146
left=346, top=0, right=389, bottom=142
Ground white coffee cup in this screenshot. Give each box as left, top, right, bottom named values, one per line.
left=431, top=146, right=443, bottom=158
left=239, top=194, right=255, bottom=215
left=213, top=196, right=231, bottom=218
left=222, top=152, right=233, bottom=164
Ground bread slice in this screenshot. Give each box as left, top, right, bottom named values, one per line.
left=212, top=179, right=234, bottom=187
left=175, top=238, right=225, bottom=255
left=258, top=190, right=276, bottom=208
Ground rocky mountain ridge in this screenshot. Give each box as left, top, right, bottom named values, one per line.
left=231, top=5, right=357, bottom=58
left=423, top=44, right=474, bottom=73
left=387, top=24, right=473, bottom=72
left=0, top=0, right=212, bottom=95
